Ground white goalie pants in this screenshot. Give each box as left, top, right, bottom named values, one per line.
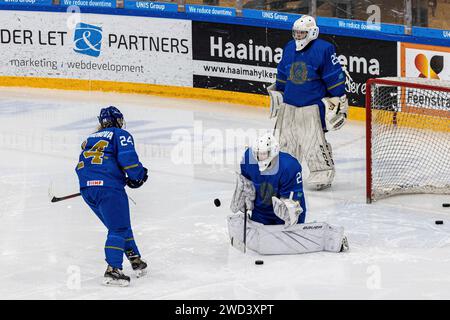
left=227, top=213, right=345, bottom=255
left=274, top=103, right=335, bottom=188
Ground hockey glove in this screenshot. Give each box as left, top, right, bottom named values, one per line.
left=267, top=83, right=284, bottom=119
left=322, top=94, right=348, bottom=131
left=272, top=193, right=303, bottom=228
left=126, top=167, right=148, bottom=189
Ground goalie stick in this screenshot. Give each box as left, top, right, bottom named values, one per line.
left=231, top=206, right=252, bottom=254
left=243, top=207, right=248, bottom=253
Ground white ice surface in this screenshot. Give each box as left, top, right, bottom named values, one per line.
left=0, top=87, right=449, bottom=300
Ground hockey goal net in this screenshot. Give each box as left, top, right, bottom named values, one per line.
left=366, top=77, right=450, bottom=203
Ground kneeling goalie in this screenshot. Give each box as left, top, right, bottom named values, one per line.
left=227, top=132, right=349, bottom=255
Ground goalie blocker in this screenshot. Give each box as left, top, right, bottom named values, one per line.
left=322, top=95, right=348, bottom=131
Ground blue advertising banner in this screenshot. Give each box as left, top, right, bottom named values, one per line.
left=412, top=26, right=450, bottom=42
left=242, top=9, right=299, bottom=24
left=124, top=0, right=178, bottom=12
left=0, top=0, right=51, bottom=6
left=317, top=16, right=405, bottom=35
left=60, top=0, right=115, bottom=8
left=185, top=4, right=235, bottom=17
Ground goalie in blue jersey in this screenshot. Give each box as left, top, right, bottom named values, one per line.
left=76, top=106, right=148, bottom=287
left=267, top=15, right=348, bottom=190
left=227, top=132, right=348, bottom=255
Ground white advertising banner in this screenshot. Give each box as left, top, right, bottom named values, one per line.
left=0, top=10, right=193, bottom=86
left=399, top=42, right=450, bottom=111
left=400, top=42, right=450, bottom=81
left=193, top=60, right=277, bottom=83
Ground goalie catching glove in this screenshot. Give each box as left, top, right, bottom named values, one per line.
left=230, top=173, right=256, bottom=213
left=322, top=94, right=348, bottom=131
left=272, top=192, right=303, bottom=228
left=267, top=83, right=284, bottom=119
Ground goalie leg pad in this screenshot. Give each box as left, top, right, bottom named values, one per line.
left=324, top=224, right=347, bottom=252
left=227, top=213, right=257, bottom=252
left=227, top=215, right=348, bottom=255
left=274, top=103, right=306, bottom=162
left=305, top=141, right=335, bottom=190
left=301, top=107, right=335, bottom=189
left=274, top=104, right=335, bottom=190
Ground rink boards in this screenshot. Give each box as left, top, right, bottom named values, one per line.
left=0, top=9, right=449, bottom=121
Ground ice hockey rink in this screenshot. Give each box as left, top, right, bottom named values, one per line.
left=0, top=86, right=449, bottom=300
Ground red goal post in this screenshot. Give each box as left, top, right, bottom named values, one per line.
left=365, top=77, right=450, bottom=203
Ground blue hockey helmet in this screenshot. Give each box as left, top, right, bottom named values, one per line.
left=98, top=106, right=124, bottom=128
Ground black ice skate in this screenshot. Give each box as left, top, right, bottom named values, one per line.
left=126, top=250, right=148, bottom=278
left=103, top=265, right=130, bottom=287
left=316, top=183, right=331, bottom=191
left=340, top=236, right=349, bottom=252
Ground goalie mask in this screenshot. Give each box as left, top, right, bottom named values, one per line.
left=252, top=132, right=280, bottom=172
left=292, top=15, right=319, bottom=51
left=98, top=106, right=125, bottom=129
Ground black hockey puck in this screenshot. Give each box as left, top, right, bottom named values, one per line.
left=435, top=220, right=444, bottom=225
left=443, top=203, right=450, bottom=208
left=214, top=198, right=221, bottom=207
left=255, top=260, right=264, bottom=265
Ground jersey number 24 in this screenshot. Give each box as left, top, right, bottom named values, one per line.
left=83, top=140, right=109, bottom=164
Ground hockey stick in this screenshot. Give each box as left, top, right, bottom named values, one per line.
left=51, top=192, right=81, bottom=203
left=48, top=181, right=81, bottom=203
left=231, top=208, right=251, bottom=254
left=242, top=204, right=248, bottom=253
left=48, top=182, right=137, bottom=205
left=50, top=191, right=137, bottom=205
left=50, top=192, right=137, bottom=205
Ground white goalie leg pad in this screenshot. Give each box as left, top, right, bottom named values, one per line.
left=274, top=103, right=303, bottom=162
left=227, top=213, right=255, bottom=251
left=275, top=104, right=335, bottom=190
left=323, top=223, right=347, bottom=252
left=298, top=105, right=335, bottom=189
left=227, top=214, right=347, bottom=255
left=305, top=141, right=335, bottom=190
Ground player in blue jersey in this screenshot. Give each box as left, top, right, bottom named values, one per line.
left=239, top=133, right=306, bottom=226
left=267, top=15, right=349, bottom=191
left=76, top=106, right=148, bottom=287
left=231, top=132, right=305, bottom=227
left=228, top=132, right=349, bottom=255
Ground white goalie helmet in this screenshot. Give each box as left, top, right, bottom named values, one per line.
left=292, top=15, right=319, bottom=51
left=252, top=132, right=280, bottom=172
